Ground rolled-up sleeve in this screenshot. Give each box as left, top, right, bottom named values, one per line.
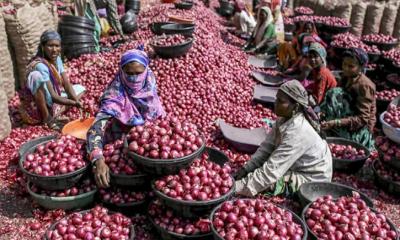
left=340, top=84, right=375, bottom=131
left=236, top=130, right=306, bottom=196
left=243, top=129, right=276, bottom=173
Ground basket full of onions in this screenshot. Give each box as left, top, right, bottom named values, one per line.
left=380, top=101, right=400, bottom=144
left=372, top=159, right=400, bottom=196
left=210, top=198, right=307, bottom=240
left=44, top=206, right=134, bottom=240
left=302, top=193, right=398, bottom=240
left=126, top=117, right=206, bottom=176
left=99, top=187, right=148, bottom=214
left=152, top=148, right=234, bottom=218
left=363, top=34, right=399, bottom=51
left=148, top=199, right=213, bottom=240
left=150, top=34, right=194, bottom=58
left=104, top=140, right=148, bottom=188
left=326, top=137, right=370, bottom=173
left=27, top=178, right=97, bottom=210
left=19, top=135, right=90, bottom=191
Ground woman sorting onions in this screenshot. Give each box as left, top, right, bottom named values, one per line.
left=231, top=0, right=256, bottom=36
left=243, top=6, right=277, bottom=55
left=320, top=48, right=376, bottom=150
left=87, top=46, right=165, bottom=188
left=234, top=80, right=332, bottom=197
left=20, top=30, right=85, bottom=130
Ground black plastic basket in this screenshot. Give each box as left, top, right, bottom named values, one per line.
left=19, top=136, right=90, bottom=191
left=101, top=199, right=148, bottom=215
left=321, top=24, right=351, bottom=35
left=62, top=35, right=95, bottom=44
left=367, top=52, right=381, bottom=64
left=64, top=46, right=97, bottom=59
left=210, top=200, right=308, bottom=240
left=59, top=25, right=94, bottom=36
left=363, top=40, right=399, bottom=51
left=109, top=171, right=148, bottom=188
left=125, top=134, right=205, bottom=176
left=60, top=15, right=95, bottom=26
left=327, top=137, right=371, bottom=173
left=160, top=23, right=195, bottom=36
left=148, top=212, right=213, bottom=240
left=175, top=1, right=194, bottom=10
left=43, top=210, right=135, bottom=240
left=152, top=148, right=233, bottom=218
left=151, top=38, right=194, bottom=59
left=150, top=22, right=173, bottom=35
left=297, top=182, right=374, bottom=209
left=301, top=202, right=399, bottom=240
left=372, top=160, right=400, bottom=196
left=27, top=181, right=97, bottom=210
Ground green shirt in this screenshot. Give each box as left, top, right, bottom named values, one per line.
left=263, top=24, right=276, bottom=40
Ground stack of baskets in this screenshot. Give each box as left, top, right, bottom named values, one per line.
left=58, top=15, right=96, bottom=59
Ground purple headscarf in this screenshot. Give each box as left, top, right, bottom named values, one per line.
left=98, top=46, right=165, bottom=126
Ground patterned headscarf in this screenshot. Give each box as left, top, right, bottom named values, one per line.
left=343, top=48, right=369, bottom=73
left=253, top=6, right=274, bottom=44
left=98, top=46, right=165, bottom=126
left=308, top=42, right=327, bottom=66
left=279, top=80, right=321, bottom=135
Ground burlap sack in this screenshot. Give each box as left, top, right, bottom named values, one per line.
left=36, top=3, right=58, bottom=31
left=315, top=0, right=326, bottom=16
left=0, top=85, right=12, bottom=141
left=393, top=5, right=400, bottom=38
left=4, top=3, right=45, bottom=88
left=332, top=3, right=352, bottom=21
left=0, top=13, right=16, bottom=100
left=379, top=3, right=399, bottom=36
left=350, top=1, right=367, bottom=36
left=362, top=1, right=385, bottom=35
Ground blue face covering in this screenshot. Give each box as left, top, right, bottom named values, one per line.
left=125, top=73, right=139, bottom=82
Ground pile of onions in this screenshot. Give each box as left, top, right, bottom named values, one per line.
left=376, top=89, right=400, bottom=101
left=329, top=143, right=366, bottom=160
left=375, top=136, right=400, bottom=161
left=45, top=206, right=132, bottom=240
left=305, top=193, right=397, bottom=239
left=383, top=49, right=400, bottom=66
left=331, top=33, right=380, bottom=54
left=383, top=104, right=400, bottom=128
left=154, top=34, right=188, bottom=46
left=293, top=15, right=314, bottom=23
left=294, top=6, right=313, bottom=15
left=104, top=140, right=140, bottom=175
left=127, top=117, right=204, bottom=159
left=31, top=178, right=95, bottom=197
left=362, top=34, right=398, bottom=44
left=154, top=151, right=232, bottom=201
left=375, top=160, right=400, bottom=182
left=315, top=16, right=350, bottom=27
left=23, top=135, right=87, bottom=176
left=212, top=198, right=304, bottom=239
left=99, top=188, right=146, bottom=204
left=148, top=200, right=211, bottom=235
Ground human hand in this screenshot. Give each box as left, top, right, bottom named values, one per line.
left=93, top=158, right=110, bottom=188
left=321, top=120, right=336, bottom=130
left=74, top=100, right=83, bottom=108
left=233, top=167, right=248, bottom=180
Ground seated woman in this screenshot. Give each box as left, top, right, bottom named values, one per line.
left=20, top=30, right=84, bottom=129
left=321, top=48, right=376, bottom=150
left=306, top=42, right=337, bottom=105
left=234, top=80, right=332, bottom=197
left=232, top=1, right=256, bottom=36
left=243, top=6, right=277, bottom=55
left=87, top=47, right=165, bottom=188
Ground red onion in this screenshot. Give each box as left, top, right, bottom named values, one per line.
left=99, top=187, right=147, bottom=204
left=329, top=143, right=366, bottom=160
left=31, top=178, right=96, bottom=197
left=294, top=6, right=313, bottom=15
left=154, top=34, right=188, bottom=47
left=383, top=104, right=400, bottom=128
left=104, top=140, right=140, bottom=175
left=362, top=34, right=398, bottom=44
left=376, top=89, right=400, bottom=102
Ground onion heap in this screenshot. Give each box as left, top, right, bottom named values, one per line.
left=375, top=136, right=400, bottom=161
left=154, top=151, right=233, bottom=201
left=316, top=16, right=350, bottom=27
left=212, top=198, right=304, bottom=240
left=331, top=33, right=380, bottom=54
left=23, top=135, right=87, bottom=176
left=292, top=15, right=314, bottom=23
left=148, top=200, right=211, bottom=235
left=376, top=89, right=400, bottom=102
left=99, top=188, right=147, bottom=205
left=375, top=160, right=400, bottom=182
left=305, top=193, right=397, bottom=239
left=45, top=206, right=132, bottom=240
left=104, top=140, right=140, bottom=175
left=383, top=104, right=400, bottom=128
left=154, top=34, right=188, bottom=47
left=294, top=6, right=314, bottom=15
left=127, top=117, right=204, bottom=159
left=383, top=49, right=400, bottom=66
left=329, top=143, right=366, bottom=160
left=31, top=178, right=95, bottom=197
left=362, top=34, right=398, bottom=44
